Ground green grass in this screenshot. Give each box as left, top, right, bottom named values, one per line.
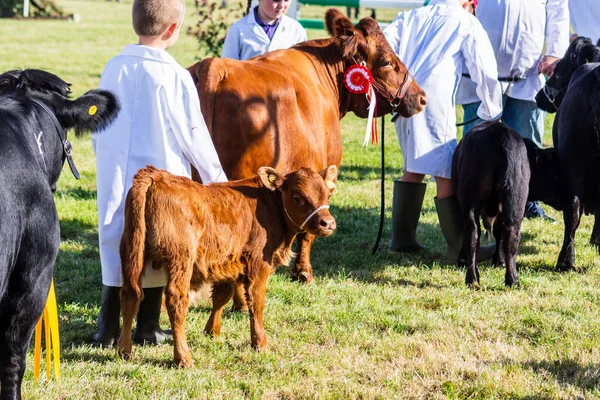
left=2, top=1, right=600, bottom=398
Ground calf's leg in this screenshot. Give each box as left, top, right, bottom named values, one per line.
left=461, top=209, right=480, bottom=287
left=165, top=262, right=194, bottom=368
left=292, top=233, right=315, bottom=284
left=230, top=282, right=248, bottom=312
left=590, top=213, right=600, bottom=252
left=245, top=266, right=270, bottom=350
left=492, top=213, right=505, bottom=267
left=503, top=224, right=521, bottom=287
left=116, top=283, right=142, bottom=360
left=205, top=283, right=234, bottom=336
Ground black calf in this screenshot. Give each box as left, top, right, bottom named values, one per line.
left=0, top=69, right=119, bottom=400
left=452, top=121, right=562, bottom=287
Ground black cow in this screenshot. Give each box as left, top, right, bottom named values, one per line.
left=0, top=69, right=119, bottom=400
left=535, top=37, right=600, bottom=271
left=452, top=121, right=562, bottom=287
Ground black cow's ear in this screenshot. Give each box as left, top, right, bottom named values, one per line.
left=54, top=89, right=120, bottom=135
left=258, top=167, right=284, bottom=191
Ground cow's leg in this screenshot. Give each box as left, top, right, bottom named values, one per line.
left=205, top=282, right=234, bottom=336
left=292, top=232, right=315, bottom=284
left=492, top=212, right=505, bottom=267
left=590, top=213, right=600, bottom=253
left=116, top=283, right=142, bottom=360
left=557, top=195, right=582, bottom=271
left=0, top=263, right=52, bottom=400
left=462, top=209, right=480, bottom=288
left=164, top=262, right=194, bottom=368
left=503, top=222, right=521, bottom=287
left=230, top=282, right=248, bottom=312
left=245, top=266, right=270, bottom=350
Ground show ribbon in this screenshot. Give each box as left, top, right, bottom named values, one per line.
left=343, top=64, right=377, bottom=146
left=34, top=279, right=61, bottom=384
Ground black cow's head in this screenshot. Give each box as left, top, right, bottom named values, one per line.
left=536, top=37, right=600, bottom=113
left=0, top=69, right=119, bottom=188
left=523, top=138, right=563, bottom=211
left=325, top=8, right=427, bottom=118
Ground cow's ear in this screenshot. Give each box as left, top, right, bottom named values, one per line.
left=319, top=165, right=338, bottom=191
left=258, top=167, right=284, bottom=191
left=54, top=89, right=120, bottom=136
left=325, top=8, right=360, bottom=59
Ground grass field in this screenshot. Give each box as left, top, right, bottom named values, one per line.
left=1, top=1, right=600, bottom=398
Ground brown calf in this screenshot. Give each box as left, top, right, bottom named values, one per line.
left=116, top=165, right=337, bottom=367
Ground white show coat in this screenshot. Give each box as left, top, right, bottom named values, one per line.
left=569, top=0, right=600, bottom=45
left=384, top=0, right=502, bottom=178
left=94, top=44, right=227, bottom=288
left=221, top=11, right=307, bottom=60
left=458, top=0, right=569, bottom=103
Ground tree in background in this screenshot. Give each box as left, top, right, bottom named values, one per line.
left=188, top=0, right=245, bottom=58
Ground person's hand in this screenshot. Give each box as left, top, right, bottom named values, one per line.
left=539, top=55, right=560, bottom=77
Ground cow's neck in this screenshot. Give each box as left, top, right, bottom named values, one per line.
left=299, top=39, right=350, bottom=119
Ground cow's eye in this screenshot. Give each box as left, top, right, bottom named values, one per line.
left=292, top=194, right=304, bottom=205
left=380, top=60, right=392, bottom=67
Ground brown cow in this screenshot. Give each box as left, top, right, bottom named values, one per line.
left=116, top=165, right=337, bottom=367
left=189, top=8, right=426, bottom=308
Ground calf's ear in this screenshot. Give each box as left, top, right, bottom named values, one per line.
left=258, top=167, right=284, bottom=191
left=56, top=89, right=120, bottom=135
left=319, top=165, right=338, bottom=191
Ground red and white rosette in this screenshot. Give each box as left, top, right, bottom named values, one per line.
left=343, top=64, right=378, bottom=146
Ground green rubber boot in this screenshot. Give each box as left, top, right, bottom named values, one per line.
left=389, top=181, right=427, bottom=253
left=434, top=195, right=495, bottom=263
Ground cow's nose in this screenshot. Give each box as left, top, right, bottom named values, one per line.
left=319, top=216, right=336, bottom=231
left=419, top=94, right=427, bottom=107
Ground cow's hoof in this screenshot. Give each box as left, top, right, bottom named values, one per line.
left=467, top=282, right=481, bottom=290
left=175, top=357, right=194, bottom=368
left=117, top=347, right=132, bottom=361
left=292, top=271, right=314, bottom=284
left=557, top=263, right=579, bottom=273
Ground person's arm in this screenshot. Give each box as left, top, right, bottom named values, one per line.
left=462, top=22, right=503, bottom=121
left=541, top=0, right=569, bottom=76
left=164, top=78, right=227, bottom=183
left=221, top=24, right=242, bottom=60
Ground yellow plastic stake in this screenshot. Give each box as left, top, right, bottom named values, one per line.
left=33, top=279, right=61, bottom=384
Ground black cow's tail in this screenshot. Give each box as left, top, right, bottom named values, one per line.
left=120, top=166, right=156, bottom=301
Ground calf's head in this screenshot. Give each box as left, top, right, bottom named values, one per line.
left=325, top=8, right=427, bottom=118
left=258, top=165, right=338, bottom=236
left=536, top=37, right=600, bottom=112
left=523, top=138, right=563, bottom=211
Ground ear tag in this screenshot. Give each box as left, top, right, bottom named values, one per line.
left=88, top=105, right=97, bottom=116
left=268, top=174, right=277, bottom=183
left=325, top=180, right=336, bottom=190
left=586, top=58, right=590, bottom=64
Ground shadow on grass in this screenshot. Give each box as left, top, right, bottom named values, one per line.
left=523, top=359, right=600, bottom=391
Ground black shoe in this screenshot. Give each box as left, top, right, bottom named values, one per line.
left=91, top=285, right=121, bottom=348
left=133, top=287, right=173, bottom=345
left=524, top=201, right=556, bottom=223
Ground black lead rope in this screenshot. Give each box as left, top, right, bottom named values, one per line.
left=31, top=98, right=80, bottom=180
left=372, top=116, right=385, bottom=255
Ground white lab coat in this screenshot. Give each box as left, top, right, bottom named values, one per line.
left=569, top=0, right=600, bottom=45
left=221, top=11, right=307, bottom=60
left=458, top=0, right=569, bottom=104
left=93, top=44, right=227, bottom=287
left=384, top=0, right=502, bottom=178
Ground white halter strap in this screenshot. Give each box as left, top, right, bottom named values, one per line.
left=283, top=204, right=330, bottom=231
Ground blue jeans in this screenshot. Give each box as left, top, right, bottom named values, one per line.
left=462, top=96, right=545, bottom=148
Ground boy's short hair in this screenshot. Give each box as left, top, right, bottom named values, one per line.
left=132, top=0, right=186, bottom=37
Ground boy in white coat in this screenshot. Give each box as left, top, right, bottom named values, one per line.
left=383, top=0, right=502, bottom=260
left=221, top=0, right=307, bottom=61
left=92, top=0, right=227, bottom=347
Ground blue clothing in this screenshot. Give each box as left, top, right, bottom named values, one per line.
left=254, top=7, right=280, bottom=41
left=462, top=97, right=545, bottom=148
